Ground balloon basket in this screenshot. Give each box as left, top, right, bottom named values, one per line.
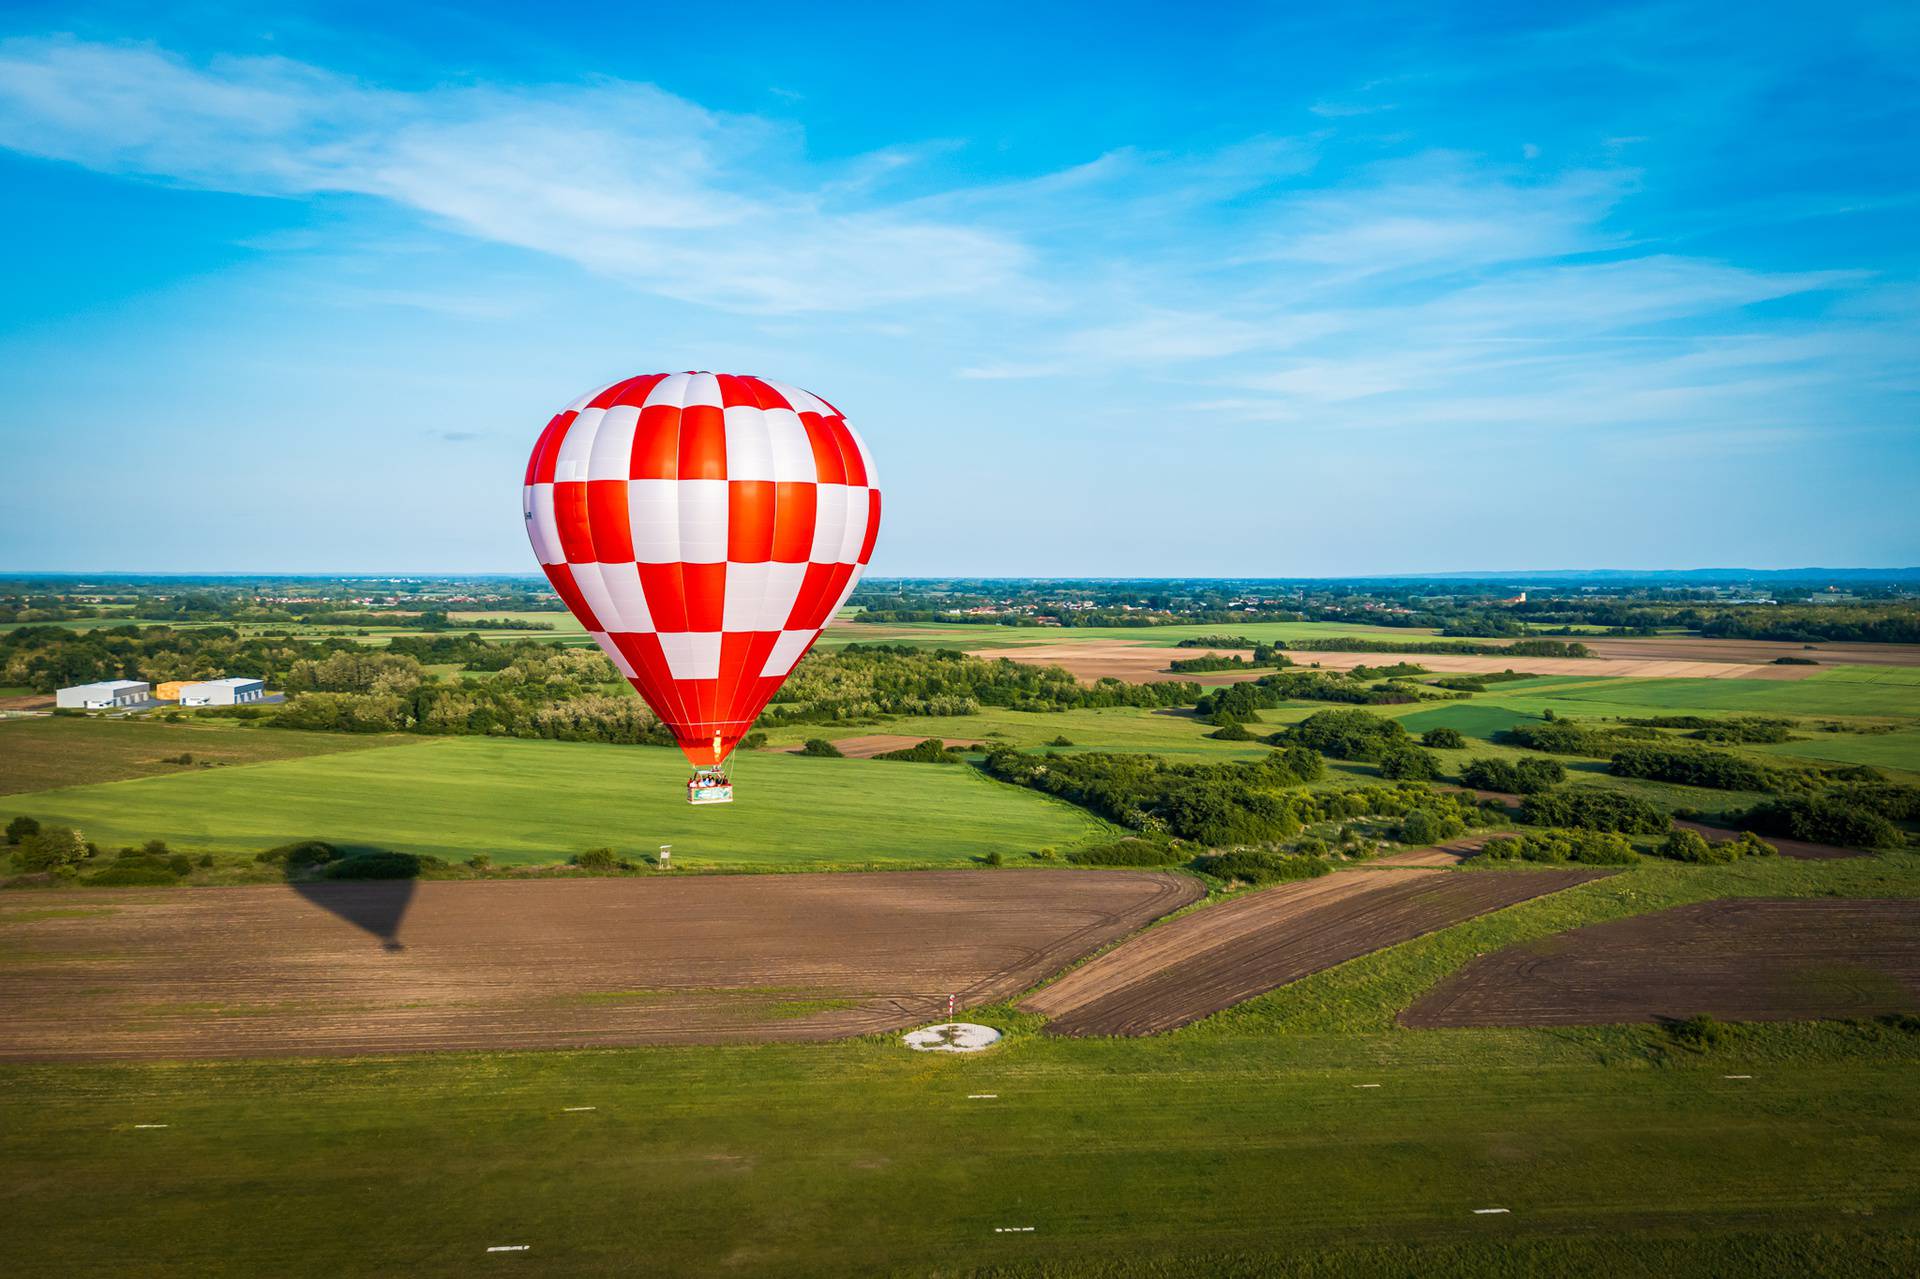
left=687, top=768, right=733, bottom=805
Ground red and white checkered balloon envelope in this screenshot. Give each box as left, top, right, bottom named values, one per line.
left=523, top=372, right=880, bottom=781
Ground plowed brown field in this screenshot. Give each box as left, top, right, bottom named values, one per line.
left=1402, top=898, right=1920, bottom=1027
left=968, top=640, right=1844, bottom=684
left=0, top=870, right=1201, bottom=1061
left=1022, top=867, right=1605, bottom=1036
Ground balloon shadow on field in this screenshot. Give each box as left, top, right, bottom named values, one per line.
left=280, top=842, right=423, bottom=952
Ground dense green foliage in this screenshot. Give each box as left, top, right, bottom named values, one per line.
left=871, top=737, right=963, bottom=763
left=1420, top=726, right=1466, bottom=749
left=1191, top=850, right=1331, bottom=884
left=1657, top=828, right=1777, bottom=863
left=1279, top=709, right=1409, bottom=760
left=766, top=644, right=1197, bottom=720
left=1459, top=756, right=1566, bottom=794
left=1609, top=744, right=1776, bottom=792
left=1481, top=828, right=1640, bottom=864
left=1520, top=787, right=1671, bottom=834
left=1738, top=797, right=1904, bottom=849
left=1502, top=717, right=1657, bottom=756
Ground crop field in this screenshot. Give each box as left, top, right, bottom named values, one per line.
left=1403, top=899, right=1920, bottom=1027
left=1024, top=867, right=1606, bottom=1036
left=0, top=871, right=1199, bottom=1059
left=7, top=736, right=1107, bottom=869
left=0, top=717, right=410, bottom=795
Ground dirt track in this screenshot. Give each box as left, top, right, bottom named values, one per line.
left=1401, top=899, right=1920, bottom=1027
left=0, top=871, right=1201, bottom=1061
left=1022, top=867, right=1605, bottom=1036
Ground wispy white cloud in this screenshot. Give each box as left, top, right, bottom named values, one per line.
left=0, top=36, right=1025, bottom=313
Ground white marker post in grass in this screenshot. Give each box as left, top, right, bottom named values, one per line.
left=563, top=1106, right=597, bottom=1112
left=1473, top=1208, right=1510, bottom=1215
left=132, top=1124, right=169, bottom=1129
left=967, top=1094, right=997, bottom=1100
left=486, top=1245, right=531, bottom=1252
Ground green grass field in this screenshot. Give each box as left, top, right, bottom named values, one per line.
left=7, top=735, right=1107, bottom=868
left=3, top=1001, right=1916, bottom=1275
left=0, top=717, right=409, bottom=796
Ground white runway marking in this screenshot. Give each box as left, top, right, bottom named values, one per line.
left=1352, top=1083, right=1381, bottom=1089
left=1473, top=1208, right=1510, bottom=1215
left=486, top=1245, right=531, bottom=1252
left=132, top=1124, right=169, bottom=1129
left=563, top=1106, right=597, bottom=1111
left=967, top=1094, right=998, bottom=1100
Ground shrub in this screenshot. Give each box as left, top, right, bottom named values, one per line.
left=255, top=840, right=339, bottom=869
left=1377, top=745, right=1440, bottom=781
left=873, top=738, right=960, bottom=763
left=1397, top=808, right=1464, bottom=846
left=324, top=851, right=427, bottom=879
left=1192, top=851, right=1331, bottom=885
left=1669, top=1013, right=1724, bottom=1048
left=1284, top=709, right=1408, bottom=761
left=982, top=850, right=1004, bottom=867
left=1659, top=827, right=1776, bottom=863
left=467, top=853, right=493, bottom=870
left=86, top=861, right=184, bottom=886
left=1609, top=745, right=1773, bottom=792
left=1065, top=837, right=1183, bottom=867
left=5, top=815, right=40, bottom=845
left=739, top=731, right=769, bottom=750
left=1420, top=727, right=1466, bottom=749
left=1738, top=797, right=1900, bottom=849
left=1048, top=736, right=1074, bottom=747
left=1481, top=829, right=1639, bottom=865
left=167, top=853, right=193, bottom=876
left=197, top=853, right=214, bottom=868
left=1520, top=788, right=1668, bottom=835
left=573, top=847, right=621, bottom=872
left=1459, top=757, right=1564, bottom=795
left=798, top=738, right=844, bottom=757
left=1657, top=828, right=1724, bottom=863
left=15, top=825, right=86, bottom=872
left=1032, top=846, right=1058, bottom=862
left=1208, top=722, right=1253, bottom=741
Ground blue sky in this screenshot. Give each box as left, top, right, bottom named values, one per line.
left=1, top=1, right=1915, bottom=575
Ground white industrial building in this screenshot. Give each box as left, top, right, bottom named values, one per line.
left=176, top=677, right=267, bottom=707
left=55, top=680, right=151, bottom=709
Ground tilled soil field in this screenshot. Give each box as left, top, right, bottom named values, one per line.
left=969, top=641, right=1834, bottom=685
left=1022, top=867, right=1605, bottom=1036
left=0, top=870, right=1201, bottom=1060
left=1401, top=898, right=1920, bottom=1027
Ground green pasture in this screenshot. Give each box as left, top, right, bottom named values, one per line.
left=1759, top=729, right=1920, bottom=773
left=0, top=717, right=406, bottom=796
left=758, top=704, right=1268, bottom=762
left=3, top=1012, right=1917, bottom=1276
left=6, top=735, right=1105, bottom=869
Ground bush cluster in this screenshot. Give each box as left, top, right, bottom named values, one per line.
left=1519, top=788, right=1669, bottom=834
left=1190, top=850, right=1331, bottom=885
left=1481, top=829, right=1639, bottom=865
left=1459, top=756, right=1564, bottom=794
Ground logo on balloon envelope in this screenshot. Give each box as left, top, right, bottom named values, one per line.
left=522, top=372, right=880, bottom=785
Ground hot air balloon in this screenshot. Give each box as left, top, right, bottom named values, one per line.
left=522, top=372, right=880, bottom=803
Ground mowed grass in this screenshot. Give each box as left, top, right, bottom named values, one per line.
left=758, top=704, right=1269, bottom=762
left=8, top=735, right=1106, bottom=868
left=1, top=1030, right=1916, bottom=1277
left=0, top=717, right=410, bottom=796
